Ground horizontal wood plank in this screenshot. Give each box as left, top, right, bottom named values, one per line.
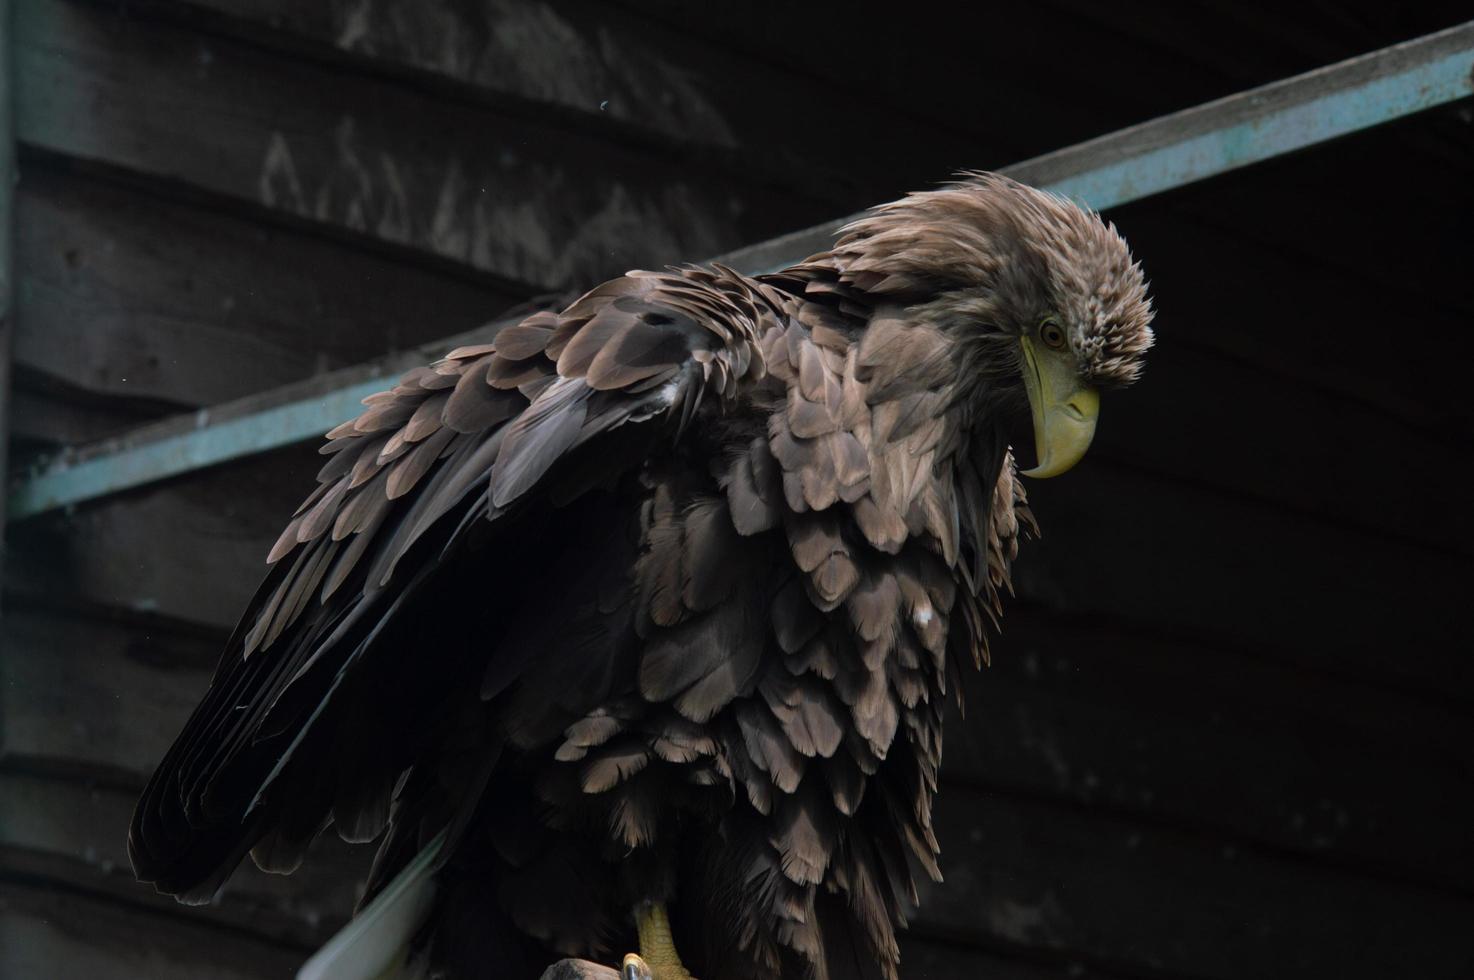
left=15, top=0, right=830, bottom=291
left=1, top=606, right=223, bottom=778
left=618, top=0, right=1257, bottom=164
left=0, top=770, right=365, bottom=948
left=915, top=786, right=1474, bottom=979
left=1168, top=114, right=1474, bottom=323
left=13, top=165, right=524, bottom=407
left=6, top=441, right=317, bottom=627
left=168, top=0, right=795, bottom=155
left=1016, top=459, right=1470, bottom=700
left=950, top=607, right=1474, bottom=891
left=1115, top=197, right=1474, bottom=439
left=162, top=0, right=996, bottom=206
left=1092, top=338, right=1472, bottom=554
left=0, top=869, right=313, bottom=979
left=7, top=367, right=182, bottom=451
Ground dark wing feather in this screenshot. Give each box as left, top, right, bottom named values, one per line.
left=129, top=268, right=769, bottom=900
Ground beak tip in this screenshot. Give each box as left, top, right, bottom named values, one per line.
left=1019, top=460, right=1066, bottom=480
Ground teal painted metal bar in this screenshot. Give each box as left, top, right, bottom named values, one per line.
left=8, top=378, right=391, bottom=518
left=1006, top=28, right=1474, bottom=213
left=1035, top=51, right=1471, bottom=210
left=8, top=22, right=1474, bottom=521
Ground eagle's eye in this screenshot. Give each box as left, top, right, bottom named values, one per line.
left=1039, top=319, right=1067, bottom=350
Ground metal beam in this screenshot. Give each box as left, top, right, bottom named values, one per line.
left=8, top=21, right=1474, bottom=521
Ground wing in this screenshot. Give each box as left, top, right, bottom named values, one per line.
left=128, top=266, right=771, bottom=901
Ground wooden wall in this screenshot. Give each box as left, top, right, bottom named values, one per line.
left=4, top=1, right=1473, bottom=977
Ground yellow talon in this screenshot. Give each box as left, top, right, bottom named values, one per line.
left=621, top=953, right=653, bottom=980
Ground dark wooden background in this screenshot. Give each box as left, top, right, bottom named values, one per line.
left=3, top=1, right=1473, bottom=977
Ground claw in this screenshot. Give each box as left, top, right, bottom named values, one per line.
left=622, top=953, right=654, bottom=980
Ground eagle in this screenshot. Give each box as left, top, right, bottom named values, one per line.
left=129, top=173, right=1153, bottom=980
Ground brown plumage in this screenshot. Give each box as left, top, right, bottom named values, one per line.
left=130, top=173, right=1153, bottom=979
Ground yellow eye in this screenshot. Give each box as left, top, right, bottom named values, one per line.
left=1040, top=319, right=1067, bottom=350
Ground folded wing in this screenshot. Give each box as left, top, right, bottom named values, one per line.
left=128, top=267, right=771, bottom=902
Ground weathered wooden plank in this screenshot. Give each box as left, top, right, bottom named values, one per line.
left=0, top=873, right=311, bottom=979
left=0, top=769, right=364, bottom=947
left=1167, top=104, right=1474, bottom=321
left=1091, top=338, right=1472, bottom=554
left=170, top=0, right=772, bottom=153
left=6, top=366, right=181, bottom=451
left=1, top=605, right=224, bottom=777
left=619, top=0, right=1253, bottom=161
left=6, top=441, right=317, bottom=627
left=915, top=787, right=1474, bottom=980
left=1115, top=195, right=1474, bottom=438
left=950, top=606, right=1474, bottom=892
left=14, top=0, right=830, bottom=291
left=13, top=165, right=524, bottom=407
left=1016, top=459, right=1470, bottom=699
left=163, top=0, right=983, bottom=204
left=1044, top=0, right=1332, bottom=87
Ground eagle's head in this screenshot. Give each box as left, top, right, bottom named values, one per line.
left=833, top=172, right=1155, bottom=477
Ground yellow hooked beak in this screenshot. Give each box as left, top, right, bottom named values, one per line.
left=1019, top=335, right=1099, bottom=478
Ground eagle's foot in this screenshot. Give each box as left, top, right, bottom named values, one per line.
left=622, top=902, right=697, bottom=980
left=621, top=953, right=694, bottom=980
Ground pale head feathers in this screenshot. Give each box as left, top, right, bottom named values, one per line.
left=832, top=172, right=1154, bottom=386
